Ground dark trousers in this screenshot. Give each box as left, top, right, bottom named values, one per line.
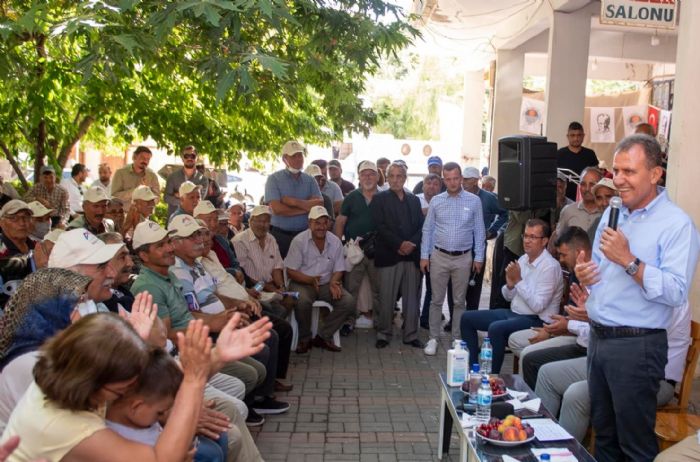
left=489, top=237, right=518, bottom=309
left=523, top=343, right=588, bottom=389
left=270, top=226, right=301, bottom=259
left=252, top=328, right=278, bottom=397
left=588, top=329, right=668, bottom=462
left=460, top=309, right=542, bottom=374
left=265, top=313, right=292, bottom=379
left=466, top=248, right=485, bottom=310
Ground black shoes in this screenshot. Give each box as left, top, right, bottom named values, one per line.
left=403, top=339, right=425, bottom=348
left=375, top=339, right=389, bottom=349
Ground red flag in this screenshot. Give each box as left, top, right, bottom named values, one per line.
left=648, top=105, right=660, bottom=133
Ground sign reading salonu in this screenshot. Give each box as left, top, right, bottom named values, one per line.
left=601, top=0, right=677, bottom=30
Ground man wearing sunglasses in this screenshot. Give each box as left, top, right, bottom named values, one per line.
left=164, top=145, right=209, bottom=217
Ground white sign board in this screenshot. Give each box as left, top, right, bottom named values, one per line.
left=600, top=0, right=677, bottom=30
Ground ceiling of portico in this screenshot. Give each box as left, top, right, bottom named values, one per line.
left=410, top=0, right=678, bottom=72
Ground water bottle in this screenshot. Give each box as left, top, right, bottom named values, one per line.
left=476, top=376, right=492, bottom=423
left=468, top=364, right=481, bottom=404
left=253, top=281, right=265, bottom=292
left=479, top=337, right=493, bottom=375
left=539, top=455, right=551, bottom=461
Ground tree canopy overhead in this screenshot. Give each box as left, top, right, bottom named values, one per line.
left=0, top=0, right=417, bottom=184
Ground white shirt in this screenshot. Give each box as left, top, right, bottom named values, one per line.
left=501, top=249, right=564, bottom=322
left=60, top=177, right=84, bottom=214
left=91, top=179, right=111, bottom=196
left=567, top=320, right=590, bottom=348
left=666, top=301, right=691, bottom=383
left=416, top=193, right=429, bottom=210
left=0, top=352, right=38, bottom=435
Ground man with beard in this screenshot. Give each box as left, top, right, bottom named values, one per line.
left=111, top=146, right=161, bottom=211
left=91, top=163, right=112, bottom=194
left=264, top=141, right=323, bottom=258
left=165, top=145, right=209, bottom=217
left=67, top=186, right=115, bottom=234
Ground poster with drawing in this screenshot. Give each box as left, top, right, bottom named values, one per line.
left=519, top=98, right=545, bottom=134
left=658, top=110, right=672, bottom=150
left=622, top=105, right=647, bottom=137
left=590, top=107, right=616, bottom=143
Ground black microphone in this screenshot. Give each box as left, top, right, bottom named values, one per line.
left=608, top=196, right=622, bottom=230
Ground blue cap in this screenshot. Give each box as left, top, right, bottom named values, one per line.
left=427, top=156, right=443, bottom=167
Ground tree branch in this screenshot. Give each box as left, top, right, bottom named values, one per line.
left=57, top=115, right=95, bottom=169
left=0, top=141, right=28, bottom=188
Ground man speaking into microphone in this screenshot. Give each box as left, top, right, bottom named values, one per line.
left=576, top=134, right=699, bottom=462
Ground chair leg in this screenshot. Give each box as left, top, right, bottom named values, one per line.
left=288, top=311, right=299, bottom=351
left=311, top=305, right=320, bottom=339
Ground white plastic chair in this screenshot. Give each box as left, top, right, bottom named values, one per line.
left=288, top=301, right=341, bottom=351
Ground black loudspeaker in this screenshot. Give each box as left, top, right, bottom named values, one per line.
left=498, top=135, right=557, bottom=210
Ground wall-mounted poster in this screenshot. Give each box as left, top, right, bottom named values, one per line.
left=590, top=107, right=616, bottom=143
left=519, top=97, right=545, bottom=134
left=622, top=105, right=647, bottom=137
left=658, top=110, right=672, bottom=150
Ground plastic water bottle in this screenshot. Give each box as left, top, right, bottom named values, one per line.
left=468, top=364, right=481, bottom=404
left=539, top=455, right=551, bottom=461
left=446, top=341, right=469, bottom=386
left=476, top=376, right=493, bottom=423
left=479, top=337, right=493, bottom=375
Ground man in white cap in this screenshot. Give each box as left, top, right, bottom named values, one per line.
left=227, top=200, right=246, bottom=237
left=66, top=186, right=115, bottom=234
left=333, top=160, right=381, bottom=337
left=164, top=145, right=209, bottom=217
left=27, top=201, right=53, bottom=241
left=0, top=229, right=64, bottom=308
left=310, top=159, right=343, bottom=214
left=587, top=177, right=618, bottom=243
left=122, top=184, right=158, bottom=237
left=0, top=200, right=36, bottom=258
left=304, top=163, right=336, bottom=225
left=168, top=181, right=201, bottom=223
left=194, top=200, right=243, bottom=282
left=264, top=140, right=323, bottom=258
left=285, top=205, right=355, bottom=353
left=48, top=228, right=123, bottom=310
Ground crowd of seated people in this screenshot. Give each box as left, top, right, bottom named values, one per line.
left=0, top=125, right=698, bottom=462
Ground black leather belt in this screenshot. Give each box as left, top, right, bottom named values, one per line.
left=435, top=246, right=471, bottom=256
left=591, top=321, right=665, bottom=339
left=272, top=226, right=302, bottom=236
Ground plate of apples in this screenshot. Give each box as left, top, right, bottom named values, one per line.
left=476, top=415, right=535, bottom=447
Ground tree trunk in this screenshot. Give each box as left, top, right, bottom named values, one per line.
left=0, top=141, right=29, bottom=188
left=57, top=115, right=96, bottom=169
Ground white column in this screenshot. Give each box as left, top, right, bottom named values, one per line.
left=667, top=0, right=700, bottom=321
left=544, top=10, right=591, bottom=147
left=461, top=70, right=485, bottom=167
left=489, top=49, right=525, bottom=187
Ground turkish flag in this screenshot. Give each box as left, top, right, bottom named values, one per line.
left=648, top=105, right=660, bottom=133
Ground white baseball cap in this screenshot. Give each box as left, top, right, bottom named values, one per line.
left=193, top=200, right=217, bottom=217
left=168, top=214, right=206, bottom=238
left=250, top=205, right=271, bottom=217
left=308, top=206, right=330, bottom=220
left=27, top=201, right=53, bottom=217
left=179, top=181, right=201, bottom=196
left=304, top=164, right=323, bottom=177
left=462, top=167, right=480, bottom=179
left=48, top=228, right=124, bottom=268
left=132, top=185, right=158, bottom=202
left=227, top=200, right=245, bottom=211
left=84, top=186, right=111, bottom=203
left=281, top=140, right=306, bottom=157
left=592, top=177, right=618, bottom=194
left=133, top=220, right=174, bottom=250
left=358, top=160, right=378, bottom=173
left=0, top=200, right=31, bottom=218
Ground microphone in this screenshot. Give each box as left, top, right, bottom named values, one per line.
left=608, top=196, right=622, bottom=230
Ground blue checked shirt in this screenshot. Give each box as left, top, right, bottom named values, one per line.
left=264, top=169, right=322, bottom=232
left=587, top=188, right=700, bottom=329
left=420, top=190, right=486, bottom=261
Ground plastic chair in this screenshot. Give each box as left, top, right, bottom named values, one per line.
left=288, top=301, right=342, bottom=351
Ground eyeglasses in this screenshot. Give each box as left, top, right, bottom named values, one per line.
left=4, top=215, right=32, bottom=223
left=183, top=154, right=197, bottom=160
left=522, top=234, right=546, bottom=241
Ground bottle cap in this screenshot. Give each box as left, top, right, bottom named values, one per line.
left=472, top=364, right=480, bottom=372
left=540, top=455, right=551, bottom=461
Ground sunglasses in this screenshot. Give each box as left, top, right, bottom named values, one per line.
left=183, top=154, right=197, bottom=160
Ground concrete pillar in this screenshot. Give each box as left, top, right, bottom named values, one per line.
left=489, top=49, right=525, bottom=188
left=461, top=70, right=485, bottom=166
left=544, top=10, right=591, bottom=148
left=666, top=0, right=700, bottom=322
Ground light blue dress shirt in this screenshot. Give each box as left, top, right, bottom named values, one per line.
left=420, top=190, right=486, bottom=261
left=588, top=188, right=700, bottom=329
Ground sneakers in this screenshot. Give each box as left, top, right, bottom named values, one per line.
left=424, top=338, right=438, bottom=356
left=252, top=397, right=290, bottom=415
left=246, top=408, right=265, bottom=426
left=355, top=315, right=374, bottom=329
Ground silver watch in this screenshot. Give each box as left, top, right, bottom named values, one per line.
left=625, top=258, right=641, bottom=276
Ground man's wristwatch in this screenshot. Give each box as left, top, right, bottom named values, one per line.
left=625, top=257, right=641, bottom=276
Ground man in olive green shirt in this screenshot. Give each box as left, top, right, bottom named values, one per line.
left=111, top=146, right=161, bottom=211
